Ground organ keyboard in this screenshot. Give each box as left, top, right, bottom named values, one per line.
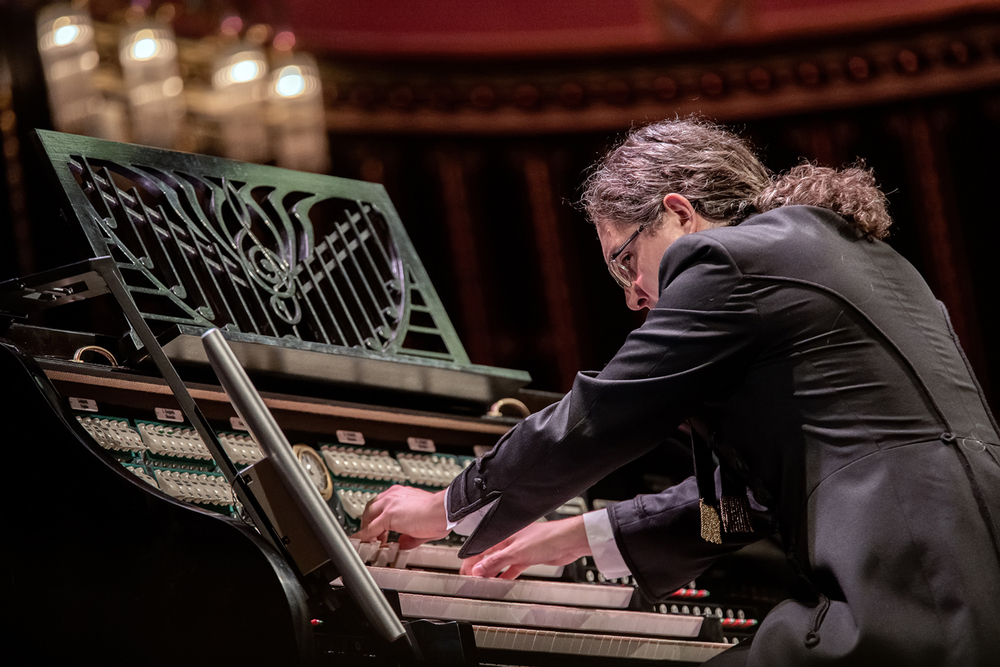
left=472, top=626, right=729, bottom=665
left=329, top=568, right=726, bottom=664
left=0, top=324, right=734, bottom=665
left=356, top=566, right=632, bottom=607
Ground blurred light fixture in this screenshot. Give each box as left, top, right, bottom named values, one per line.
left=273, top=65, right=310, bottom=99
left=212, top=45, right=269, bottom=162
left=53, top=23, right=81, bottom=46
left=213, top=49, right=267, bottom=89
left=268, top=54, right=329, bottom=173
left=36, top=3, right=102, bottom=135
left=220, top=15, right=243, bottom=37
left=119, top=23, right=184, bottom=148
left=272, top=30, right=296, bottom=52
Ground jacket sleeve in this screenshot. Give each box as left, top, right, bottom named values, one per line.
left=608, top=476, right=773, bottom=600
left=449, top=234, right=766, bottom=558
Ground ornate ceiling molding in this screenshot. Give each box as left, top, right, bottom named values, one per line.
left=288, top=0, right=1000, bottom=59
left=320, top=12, right=1000, bottom=134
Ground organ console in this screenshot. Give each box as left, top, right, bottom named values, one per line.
left=0, top=131, right=764, bottom=665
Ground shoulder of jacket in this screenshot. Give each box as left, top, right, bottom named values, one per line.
left=658, top=206, right=854, bottom=287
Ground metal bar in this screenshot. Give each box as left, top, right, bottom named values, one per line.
left=299, top=250, right=348, bottom=345
left=116, top=184, right=156, bottom=271
left=341, top=212, right=390, bottom=331
left=147, top=204, right=187, bottom=300
left=296, top=253, right=339, bottom=344
left=219, top=254, right=262, bottom=336
left=163, top=212, right=217, bottom=324
left=92, top=169, right=147, bottom=230
left=356, top=202, right=395, bottom=274
left=89, top=258, right=284, bottom=558
left=94, top=226, right=210, bottom=327
left=200, top=328, right=410, bottom=647
left=397, top=349, right=458, bottom=361
left=139, top=312, right=217, bottom=324
left=83, top=159, right=118, bottom=224
left=334, top=222, right=381, bottom=343
left=292, top=274, right=331, bottom=345
left=316, top=233, right=366, bottom=346
left=232, top=247, right=280, bottom=337
left=189, top=235, right=236, bottom=324
left=120, top=286, right=176, bottom=296
left=345, top=205, right=393, bottom=306
left=404, top=325, right=444, bottom=335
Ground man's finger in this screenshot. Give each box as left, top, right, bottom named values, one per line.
left=471, top=550, right=509, bottom=578
left=460, top=553, right=483, bottom=576
left=397, top=534, right=429, bottom=550
left=470, top=561, right=491, bottom=577
left=499, top=564, right=528, bottom=580
left=360, top=495, right=382, bottom=527
left=353, top=513, right=385, bottom=542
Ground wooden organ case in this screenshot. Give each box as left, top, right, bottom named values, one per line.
left=0, top=132, right=736, bottom=666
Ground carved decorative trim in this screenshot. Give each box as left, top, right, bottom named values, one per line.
left=286, top=0, right=1000, bottom=58
left=320, top=13, right=1000, bottom=134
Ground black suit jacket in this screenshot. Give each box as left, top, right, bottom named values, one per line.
left=447, top=206, right=1000, bottom=666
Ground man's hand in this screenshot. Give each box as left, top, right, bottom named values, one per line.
left=353, top=485, right=450, bottom=549
left=459, top=515, right=592, bottom=580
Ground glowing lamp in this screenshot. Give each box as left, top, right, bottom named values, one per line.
left=36, top=4, right=101, bottom=135
left=119, top=23, right=184, bottom=148
left=268, top=54, right=328, bottom=172
left=213, top=50, right=267, bottom=89
left=212, top=45, right=269, bottom=163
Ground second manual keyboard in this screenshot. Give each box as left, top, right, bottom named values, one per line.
left=334, top=566, right=732, bottom=664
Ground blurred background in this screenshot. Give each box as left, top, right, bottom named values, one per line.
left=1, top=0, right=997, bottom=408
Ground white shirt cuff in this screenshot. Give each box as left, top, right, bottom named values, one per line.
left=584, top=508, right=631, bottom=578
left=445, top=490, right=632, bottom=579
left=445, top=484, right=498, bottom=536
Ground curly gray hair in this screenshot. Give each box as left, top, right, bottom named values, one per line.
left=581, top=117, right=892, bottom=241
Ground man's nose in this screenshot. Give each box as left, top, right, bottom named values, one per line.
left=625, top=284, right=649, bottom=311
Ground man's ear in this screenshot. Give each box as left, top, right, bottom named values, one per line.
left=662, top=193, right=698, bottom=230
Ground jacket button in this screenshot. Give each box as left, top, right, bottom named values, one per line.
left=961, top=438, right=986, bottom=452
left=474, top=477, right=486, bottom=489
left=941, top=432, right=957, bottom=444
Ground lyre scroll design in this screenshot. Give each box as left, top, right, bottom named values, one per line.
left=60, top=150, right=450, bottom=359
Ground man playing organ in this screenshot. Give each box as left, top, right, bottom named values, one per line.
left=354, top=117, right=1000, bottom=666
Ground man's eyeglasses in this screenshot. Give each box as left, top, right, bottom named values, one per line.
left=607, top=224, right=645, bottom=289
